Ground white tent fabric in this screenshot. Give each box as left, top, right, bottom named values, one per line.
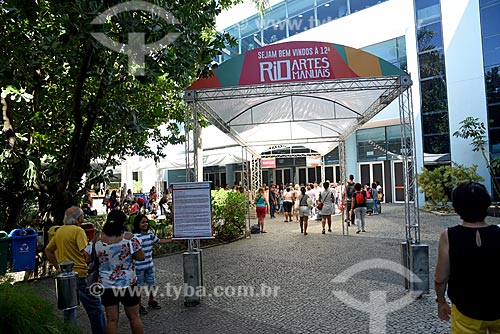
left=184, top=41, right=411, bottom=159
left=157, top=125, right=246, bottom=169
left=191, top=78, right=405, bottom=157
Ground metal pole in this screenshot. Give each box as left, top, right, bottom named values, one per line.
left=339, top=140, right=348, bottom=236
left=398, top=82, right=428, bottom=296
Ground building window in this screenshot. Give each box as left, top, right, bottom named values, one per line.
left=414, top=0, right=450, bottom=161
left=317, top=0, right=348, bottom=24
left=420, top=77, right=448, bottom=114
left=350, top=0, right=384, bottom=13
left=263, top=21, right=287, bottom=45
left=480, top=2, right=500, bottom=37
left=485, top=66, right=500, bottom=104
left=417, top=23, right=443, bottom=53
left=288, top=9, right=315, bottom=36
left=361, top=36, right=407, bottom=71
left=415, top=0, right=441, bottom=27
left=418, top=49, right=445, bottom=79
left=357, top=127, right=387, bottom=162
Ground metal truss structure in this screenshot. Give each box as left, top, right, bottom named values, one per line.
left=339, top=140, right=348, bottom=236
left=184, top=105, right=196, bottom=182
left=186, top=76, right=408, bottom=101
left=185, top=76, right=411, bottom=157
left=398, top=87, right=421, bottom=244
left=184, top=74, right=419, bottom=243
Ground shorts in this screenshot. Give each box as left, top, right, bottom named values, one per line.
left=452, top=304, right=500, bottom=334
left=101, top=285, right=140, bottom=308
left=136, top=267, right=156, bottom=287
left=256, top=206, right=267, bottom=219
left=283, top=201, right=293, bottom=213
left=299, top=206, right=310, bottom=217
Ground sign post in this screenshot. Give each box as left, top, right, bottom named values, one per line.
left=172, top=181, right=213, bottom=306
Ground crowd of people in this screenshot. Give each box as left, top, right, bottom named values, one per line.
left=81, top=185, right=173, bottom=219
left=44, top=178, right=500, bottom=333
left=46, top=184, right=176, bottom=333
left=252, top=175, right=384, bottom=235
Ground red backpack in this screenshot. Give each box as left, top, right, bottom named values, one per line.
left=355, top=191, right=366, bottom=205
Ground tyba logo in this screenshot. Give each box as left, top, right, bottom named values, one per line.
left=91, top=1, right=180, bottom=76
left=331, top=259, right=423, bottom=334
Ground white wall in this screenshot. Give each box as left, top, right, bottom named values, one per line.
left=441, top=0, right=490, bottom=189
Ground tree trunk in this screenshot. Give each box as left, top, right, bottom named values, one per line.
left=2, top=190, right=24, bottom=233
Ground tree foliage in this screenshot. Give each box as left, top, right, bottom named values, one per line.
left=0, top=0, right=243, bottom=230
left=453, top=116, right=500, bottom=199
left=211, top=189, right=247, bottom=240
left=418, top=163, right=484, bottom=211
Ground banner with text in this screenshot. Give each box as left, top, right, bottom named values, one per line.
left=188, top=41, right=407, bottom=90
left=261, top=158, right=276, bottom=169
left=306, top=155, right=322, bottom=167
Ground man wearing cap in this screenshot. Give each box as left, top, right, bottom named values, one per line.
left=45, top=206, right=106, bottom=333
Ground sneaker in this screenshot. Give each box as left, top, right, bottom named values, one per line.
left=148, top=300, right=161, bottom=309
left=362, top=230, right=366, bottom=232
left=139, top=305, right=149, bottom=315
left=328, top=229, right=332, bottom=232
left=356, top=230, right=361, bottom=234
left=322, top=229, right=325, bottom=234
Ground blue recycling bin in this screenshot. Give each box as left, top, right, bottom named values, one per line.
left=9, top=228, right=37, bottom=272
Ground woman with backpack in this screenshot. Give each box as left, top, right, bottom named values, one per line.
left=350, top=183, right=367, bottom=234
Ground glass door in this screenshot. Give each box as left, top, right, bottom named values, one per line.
left=359, top=162, right=384, bottom=187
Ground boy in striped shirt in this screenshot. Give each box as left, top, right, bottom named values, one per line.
left=132, top=214, right=173, bottom=315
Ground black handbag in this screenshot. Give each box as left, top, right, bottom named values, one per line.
left=86, top=241, right=99, bottom=288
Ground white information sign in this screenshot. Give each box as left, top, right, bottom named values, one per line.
left=172, top=182, right=213, bottom=240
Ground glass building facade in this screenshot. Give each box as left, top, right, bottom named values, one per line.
left=480, top=0, right=500, bottom=191
left=413, top=0, right=450, bottom=166
left=218, top=0, right=388, bottom=62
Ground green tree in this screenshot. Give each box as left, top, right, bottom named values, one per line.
left=211, top=189, right=247, bottom=240
left=0, top=0, right=246, bottom=230
left=418, top=163, right=484, bottom=210
left=453, top=117, right=500, bottom=199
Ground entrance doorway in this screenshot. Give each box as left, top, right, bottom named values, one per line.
left=297, top=166, right=322, bottom=185
left=275, top=168, right=292, bottom=186
left=262, top=170, right=269, bottom=186
left=359, top=162, right=383, bottom=188
left=392, top=161, right=414, bottom=202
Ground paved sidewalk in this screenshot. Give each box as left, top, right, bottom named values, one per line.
left=34, top=204, right=500, bottom=333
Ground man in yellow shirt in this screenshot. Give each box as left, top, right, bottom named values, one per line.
left=45, top=206, right=106, bottom=334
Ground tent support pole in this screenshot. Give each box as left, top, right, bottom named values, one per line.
left=399, top=85, right=428, bottom=296
left=339, top=140, right=348, bottom=236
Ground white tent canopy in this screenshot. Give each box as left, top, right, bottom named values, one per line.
left=157, top=125, right=245, bottom=169
left=185, top=41, right=411, bottom=157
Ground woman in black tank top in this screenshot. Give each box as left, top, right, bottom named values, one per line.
left=435, top=182, right=500, bottom=332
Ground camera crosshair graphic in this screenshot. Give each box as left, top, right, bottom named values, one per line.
left=91, top=0, right=180, bottom=76
left=331, top=259, right=423, bottom=334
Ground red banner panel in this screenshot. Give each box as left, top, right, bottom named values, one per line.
left=261, top=158, right=276, bottom=168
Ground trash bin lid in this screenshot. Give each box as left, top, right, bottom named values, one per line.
left=9, top=228, right=37, bottom=238
left=0, top=231, right=8, bottom=240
